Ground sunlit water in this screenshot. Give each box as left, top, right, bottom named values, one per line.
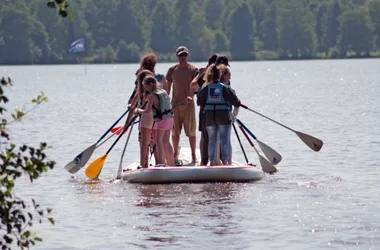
left=1, top=59, right=379, bottom=249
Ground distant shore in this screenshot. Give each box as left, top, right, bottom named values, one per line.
left=1, top=54, right=379, bottom=67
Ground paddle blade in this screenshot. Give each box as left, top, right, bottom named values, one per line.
left=111, top=126, right=128, bottom=135
left=85, top=155, right=107, bottom=180
left=257, top=140, right=282, bottom=165
left=259, top=155, right=278, bottom=174
left=64, top=143, right=97, bottom=174
left=111, top=126, right=122, bottom=134
left=295, top=131, right=323, bottom=152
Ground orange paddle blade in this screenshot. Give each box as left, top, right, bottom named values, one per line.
left=110, top=126, right=128, bottom=135
left=85, top=155, right=107, bottom=180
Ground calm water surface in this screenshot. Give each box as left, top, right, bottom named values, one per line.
left=1, top=59, right=379, bottom=249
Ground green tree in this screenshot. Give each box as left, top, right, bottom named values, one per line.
left=338, top=8, right=373, bottom=55
left=113, top=0, right=150, bottom=52
left=278, top=1, right=317, bottom=58
left=150, top=0, right=176, bottom=53
left=117, top=41, right=140, bottom=63
left=368, top=0, right=380, bottom=49
left=229, top=2, right=256, bottom=60
left=261, top=2, right=278, bottom=51
left=214, top=29, right=230, bottom=53
left=315, top=2, right=328, bottom=52
left=249, top=0, right=267, bottom=40
left=321, top=0, right=341, bottom=53
left=189, top=10, right=215, bottom=60
left=0, top=77, right=55, bottom=249
left=204, top=0, right=226, bottom=30
left=175, top=0, right=194, bottom=48
left=94, top=45, right=117, bottom=63
left=0, top=5, right=34, bottom=64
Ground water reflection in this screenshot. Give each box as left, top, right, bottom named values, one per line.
left=134, top=182, right=240, bottom=207
left=131, top=182, right=248, bottom=245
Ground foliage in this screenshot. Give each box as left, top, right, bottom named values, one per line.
left=0, top=77, right=55, bottom=249
left=255, top=50, right=280, bottom=60
left=338, top=7, right=373, bottom=55
left=1, top=0, right=380, bottom=64
left=46, top=0, right=73, bottom=21
left=229, top=2, right=256, bottom=60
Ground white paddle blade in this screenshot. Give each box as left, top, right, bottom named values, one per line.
left=296, top=131, right=323, bottom=152
left=259, top=155, right=278, bottom=174
left=257, top=140, right=282, bottom=165
left=64, top=143, right=97, bottom=174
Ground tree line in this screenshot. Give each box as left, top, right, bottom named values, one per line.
left=0, top=0, right=379, bottom=65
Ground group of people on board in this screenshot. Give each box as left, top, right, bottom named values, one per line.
left=125, top=46, right=241, bottom=168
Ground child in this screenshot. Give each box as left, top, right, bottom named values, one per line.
left=135, top=76, right=174, bottom=167
left=125, top=69, right=155, bottom=168
left=196, top=64, right=240, bottom=166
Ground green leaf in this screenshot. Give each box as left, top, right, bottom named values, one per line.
left=47, top=2, right=56, bottom=8
left=69, top=13, right=74, bottom=22
left=48, top=217, right=55, bottom=225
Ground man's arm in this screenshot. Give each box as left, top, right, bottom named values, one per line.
left=166, top=67, right=173, bottom=95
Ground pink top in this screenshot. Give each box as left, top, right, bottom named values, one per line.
left=138, top=101, right=154, bottom=129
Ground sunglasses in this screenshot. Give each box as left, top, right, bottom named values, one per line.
left=178, top=53, right=188, bottom=57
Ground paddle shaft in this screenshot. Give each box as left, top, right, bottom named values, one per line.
left=117, top=117, right=136, bottom=178
left=232, top=123, right=249, bottom=164
left=240, top=104, right=295, bottom=132
left=236, top=118, right=258, bottom=140
left=97, top=108, right=130, bottom=143
left=106, top=115, right=138, bottom=155
left=238, top=124, right=256, bottom=150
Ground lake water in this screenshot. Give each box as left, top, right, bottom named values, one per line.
left=1, top=59, right=379, bottom=249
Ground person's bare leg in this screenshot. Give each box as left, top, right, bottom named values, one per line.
left=140, top=128, right=151, bottom=168
left=152, top=129, right=159, bottom=163
left=189, top=135, right=197, bottom=163
left=172, top=134, right=180, bottom=160
left=164, top=130, right=174, bottom=166
left=155, top=130, right=165, bottom=165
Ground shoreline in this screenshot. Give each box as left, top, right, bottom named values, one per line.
left=1, top=56, right=379, bottom=67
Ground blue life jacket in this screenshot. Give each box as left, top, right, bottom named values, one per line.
left=155, top=73, right=163, bottom=89
left=204, top=82, right=230, bottom=111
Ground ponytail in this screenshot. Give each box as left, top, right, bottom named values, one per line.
left=203, top=63, right=221, bottom=84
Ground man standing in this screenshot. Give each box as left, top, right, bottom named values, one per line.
left=166, top=46, right=198, bottom=165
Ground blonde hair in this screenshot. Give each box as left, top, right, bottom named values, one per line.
left=136, top=70, right=154, bottom=101
left=217, top=64, right=230, bottom=83
left=143, top=76, right=158, bottom=90
left=203, top=63, right=221, bottom=84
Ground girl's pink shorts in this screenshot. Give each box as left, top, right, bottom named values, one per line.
left=154, top=117, right=174, bottom=131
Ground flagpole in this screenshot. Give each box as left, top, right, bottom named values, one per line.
left=84, top=49, right=87, bottom=74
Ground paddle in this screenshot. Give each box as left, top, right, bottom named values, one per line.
left=237, top=124, right=278, bottom=174
left=64, top=108, right=130, bottom=174
left=232, top=123, right=250, bottom=164
left=85, top=115, right=138, bottom=180
left=116, top=117, right=136, bottom=179
left=110, top=126, right=124, bottom=135
left=236, top=119, right=282, bottom=165
left=240, top=104, right=323, bottom=152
